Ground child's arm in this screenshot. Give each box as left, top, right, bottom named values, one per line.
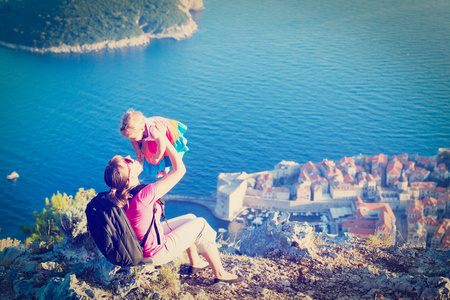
left=141, top=140, right=148, bottom=159
left=153, top=135, right=166, bottom=162
left=149, top=123, right=167, bottom=163
left=131, top=140, right=144, bottom=160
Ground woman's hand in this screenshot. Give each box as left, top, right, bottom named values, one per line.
left=152, top=120, right=166, bottom=138
left=149, top=155, right=161, bottom=164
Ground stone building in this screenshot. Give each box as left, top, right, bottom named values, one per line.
left=341, top=197, right=396, bottom=245
left=215, top=172, right=248, bottom=220
left=386, top=160, right=403, bottom=186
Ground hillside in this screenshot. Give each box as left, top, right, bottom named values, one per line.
left=1, top=209, right=449, bottom=299
left=0, top=0, right=200, bottom=53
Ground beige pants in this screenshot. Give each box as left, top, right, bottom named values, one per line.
left=144, top=214, right=217, bottom=266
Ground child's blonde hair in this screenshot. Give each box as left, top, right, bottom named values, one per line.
left=120, top=108, right=146, bottom=138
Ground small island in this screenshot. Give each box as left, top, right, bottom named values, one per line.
left=0, top=0, right=204, bottom=54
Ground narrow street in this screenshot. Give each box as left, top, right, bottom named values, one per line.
left=394, top=210, right=408, bottom=245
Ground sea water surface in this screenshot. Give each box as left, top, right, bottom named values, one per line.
left=0, top=0, right=449, bottom=240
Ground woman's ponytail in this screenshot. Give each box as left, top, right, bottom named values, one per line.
left=104, top=156, right=132, bottom=208
left=107, top=188, right=130, bottom=208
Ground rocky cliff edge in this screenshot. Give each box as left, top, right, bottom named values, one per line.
left=1, top=212, right=449, bottom=300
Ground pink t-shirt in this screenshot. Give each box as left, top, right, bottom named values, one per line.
left=125, top=184, right=166, bottom=257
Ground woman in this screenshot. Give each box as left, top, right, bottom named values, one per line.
left=104, top=123, right=241, bottom=284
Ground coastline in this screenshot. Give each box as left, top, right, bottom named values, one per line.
left=164, top=195, right=247, bottom=242
left=164, top=194, right=217, bottom=212
left=0, top=15, right=198, bottom=54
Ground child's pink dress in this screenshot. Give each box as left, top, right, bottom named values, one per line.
left=141, top=116, right=188, bottom=176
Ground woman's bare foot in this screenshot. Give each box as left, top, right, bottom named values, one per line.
left=191, top=260, right=209, bottom=269
left=216, top=271, right=238, bottom=281
left=214, top=271, right=243, bottom=284
left=187, top=260, right=211, bottom=275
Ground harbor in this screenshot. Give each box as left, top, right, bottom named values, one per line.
left=164, top=194, right=333, bottom=243
left=163, top=194, right=217, bottom=212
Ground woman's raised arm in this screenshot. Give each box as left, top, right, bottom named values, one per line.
left=153, top=133, right=186, bottom=200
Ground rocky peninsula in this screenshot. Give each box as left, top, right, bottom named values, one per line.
left=0, top=0, right=204, bottom=54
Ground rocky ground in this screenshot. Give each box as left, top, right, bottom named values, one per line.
left=1, top=213, right=449, bottom=299
left=181, top=240, right=449, bottom=300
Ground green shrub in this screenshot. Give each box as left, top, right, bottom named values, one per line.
left=363, top=230, right=394, bottom=248
left=20, top=188, right=96, bottom=250
left=153, top=261, right=181, bottom=297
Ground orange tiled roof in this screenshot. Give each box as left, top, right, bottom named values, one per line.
left=436, top=187, right=447, bottom=193
left=438, top=239, right=450, bottom=249
left=387, top=160, right=403, bottom=176
left=438, top=194, right=450, bottom=201
left=309, top=174, right=321, bottom=182
left=423, top=217, right=439, bottom=226
left=407, top=199, right=424, bottom=206
left=302, top=161, right=318, bottom=173
left=409, top=216, right=439, bottom=227
left=403, top=161, right=415, bottom=170
left=343, top=174, right=355, bottom=184
left=299, top=170, right=310, bottom=181
left=409, top=216, right=423, bottom=224
left=408, top=205, right=423, bottom=214
left=416, top=167, right=430, bottom=176
left=376, top=211, right=394, bottom=231
left=355, top=198, right=396, bottom=221
left=433, top=221, right=450, bottom=243
left=437, top=168, right=448, bottom=174
left=418, top=157, right=431, bottom=164
left=372, top=154, right=388, bottom=166
left=341, top=157, right=355, bottom=164
left=423, top=197, right=438, bottom=206
left=410, top=181, right=436, bottom=190
left=351, top=197, right=395, bottom=234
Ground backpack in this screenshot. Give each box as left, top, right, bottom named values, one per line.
left=85, top=185, right=163, bottom=267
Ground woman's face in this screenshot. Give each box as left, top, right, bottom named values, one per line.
left=124, top=155, right=143, bottom=185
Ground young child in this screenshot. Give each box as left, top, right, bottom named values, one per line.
left=120, top=109, right=189, bottom=178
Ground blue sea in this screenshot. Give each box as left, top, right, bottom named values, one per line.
left=0, top=0, right=449, bottom=240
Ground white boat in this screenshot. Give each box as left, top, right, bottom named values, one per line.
left=252, top=217, right=263, bottom=226
left=7, top=171, right=19, bottom=180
